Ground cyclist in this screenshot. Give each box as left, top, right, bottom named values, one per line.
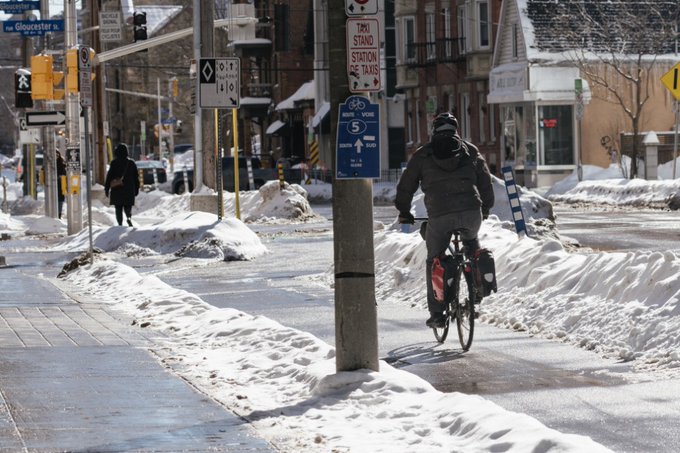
left=395, top=112, right=494, bottom=328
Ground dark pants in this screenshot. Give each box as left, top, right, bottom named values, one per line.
left=115, top=205, right=132, bottom=226
left=57, top=197, right=64, bottom=219
left=425, top=210, right=482, bottom=313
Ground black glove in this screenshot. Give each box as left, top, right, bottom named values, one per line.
left=398, top=212, right=415, bottom=224
left=482, top=208, right=489, bottom=220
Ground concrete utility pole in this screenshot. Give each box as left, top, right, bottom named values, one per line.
left=64, top=0, right=83, bottom=234
left=328, top=0, right=379, bottom=372
left=40, top=0, right=58, bottom=218
left=193, top=0, right=216, bottom=191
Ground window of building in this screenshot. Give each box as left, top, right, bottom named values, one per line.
left=443, top=8, right=452, bottom=58
left=477, top=1, right=490, bottom=48
left=512, top=23, right=519, bottom=59
left=404, top=16, right=416, bottom=63
left=539, top=105, right=574, bottom=165
left=416, top=101, right=422, bottom=144
left=478, top=93, right=487, bottom=144
left=274, top=4, right=289, bottom=52
left=426, top=12, right=436, bottom=61
left=458, top=5, right=467, bottom=54
left=406, top=98, right=413, bottom=145
left=460, top=93, right=471, bottom=140
left=489, top=103, right=496, bottom=143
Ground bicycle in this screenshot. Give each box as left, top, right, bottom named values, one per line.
left=415, top=219, right=478, bottom=351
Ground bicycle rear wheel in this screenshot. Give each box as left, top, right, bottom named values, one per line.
left=455, top=267, right=475, bottom=351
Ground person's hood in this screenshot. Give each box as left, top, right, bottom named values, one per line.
left=431, top=133, right=469, bottom=171
left=114, top=145, right=129, bottom=159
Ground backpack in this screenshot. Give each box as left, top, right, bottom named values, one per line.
left=471, top=249, right=497, bottom=297
left=432, top=254, right=456, bottom=303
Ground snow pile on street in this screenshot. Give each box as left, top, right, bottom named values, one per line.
left=374, top=217, right=680, bottom=375
left=59, top=255, right=611, bottom=453
left=546, top=163, right=680, bottom=209
left=226, top=181, right=322, bottom=223
left=55, top=211, right=267, bottom=260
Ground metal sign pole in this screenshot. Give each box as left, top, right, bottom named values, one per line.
left=83, top=106, right=94, bottom=262
left=673, top=100, right=679, bottom=179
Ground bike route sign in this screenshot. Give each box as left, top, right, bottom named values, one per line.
left=336, top=95, right=380, bottom=179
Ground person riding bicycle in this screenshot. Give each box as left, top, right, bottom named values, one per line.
left=395, top=112, right=495, bottom=328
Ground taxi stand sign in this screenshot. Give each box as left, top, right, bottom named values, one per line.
left=336, top=95, right=380, bottom=179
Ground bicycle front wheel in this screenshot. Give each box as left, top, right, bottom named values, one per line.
left=455, top=267, right=475, bottom=351
left=432, top=309, right=450, bottom=343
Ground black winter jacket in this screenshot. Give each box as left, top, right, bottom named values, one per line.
left=395, top=134, right=494, bottom=218
left=105, top=157, right=140, bottom=206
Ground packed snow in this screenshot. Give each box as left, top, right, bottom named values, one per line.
left=2, top=161, right=680, bottom=451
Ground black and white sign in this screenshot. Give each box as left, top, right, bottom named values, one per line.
left=345, top=0, right=378, bottom=16
left=346, top=18, right=381, bottom=93
left=25, top=111, right=66, bottom=126
left=199, top=58, right=240, bottom=109
left=98, top=11, right=122, bottom=42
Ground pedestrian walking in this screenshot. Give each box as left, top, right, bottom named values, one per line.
left=56, top=150, right=66, bottom=219
left=105, top=144, right=140, bottom=226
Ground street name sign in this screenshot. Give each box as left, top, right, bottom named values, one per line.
left=99, top=11, right=122, bottom=43
left=199, top=58, right=240, bottom=109
left=0, top=1, right=40, bottom=14
left=2, top=19, right=64, bottom=36
left=345, top=0, right=378, bottom=16
left=25, top=111, right=66, bottom=126
left=336, top=95, right=380, bottom=179
left=346, top=18, right=381, bottom=93
left=661, top=62, right=680, bottom=101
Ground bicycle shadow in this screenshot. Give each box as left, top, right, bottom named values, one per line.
left=383, top=341, right=466, bottom=367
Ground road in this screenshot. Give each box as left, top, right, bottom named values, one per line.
left=138, top=203, right=680, bottom=453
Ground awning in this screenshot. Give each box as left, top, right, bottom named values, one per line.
left=276, top=81, right=315, bottom=111
left=266, top=120, right=287, bottom=136
left=311, top=101, right=330, bottom=128
left=489, top=63, right=591, bottom=104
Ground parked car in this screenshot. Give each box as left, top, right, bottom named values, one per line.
left=173, top=143, right=193, bottom=155
left=135, top=160, right=167, bottom=186
left=172, top=157, right=275, bottom=194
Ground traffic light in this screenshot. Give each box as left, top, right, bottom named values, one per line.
left=30, top=55, right=54, bottom=100
left=133, top=11, right=147, bottom=41
left=66, top=48, right=79, bottom=94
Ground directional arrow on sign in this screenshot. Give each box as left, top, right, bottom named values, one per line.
left=25, top=111, right=66, bottom=126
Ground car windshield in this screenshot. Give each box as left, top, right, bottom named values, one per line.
left=135, top=160, right=164, bottom=168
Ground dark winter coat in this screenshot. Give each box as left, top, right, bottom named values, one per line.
left=395, top=133, right=494, bottom=218
left=56, top=155, right=66, bottom=202
left=105, top=151, right=139, bottom=207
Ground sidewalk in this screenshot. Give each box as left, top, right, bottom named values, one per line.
left=0, top=249, right=276, bottom=452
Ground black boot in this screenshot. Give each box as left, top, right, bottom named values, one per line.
left=426, top=312, right=447, bottom=328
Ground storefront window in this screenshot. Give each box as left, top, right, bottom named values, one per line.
left=539, top=105, right=574, bottom=165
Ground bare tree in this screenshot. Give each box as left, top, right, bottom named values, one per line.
left=535, top=0, right=679, bottom=178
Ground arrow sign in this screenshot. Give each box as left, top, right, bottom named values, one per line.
left=336, top=95, right=380, bottom=179
left=25, top=111, right=66, bottom=126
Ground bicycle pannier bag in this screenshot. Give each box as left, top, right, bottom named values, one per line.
left=432, top=255, right=455, bottom=303
left=472, top=249, right=497, bottom=297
